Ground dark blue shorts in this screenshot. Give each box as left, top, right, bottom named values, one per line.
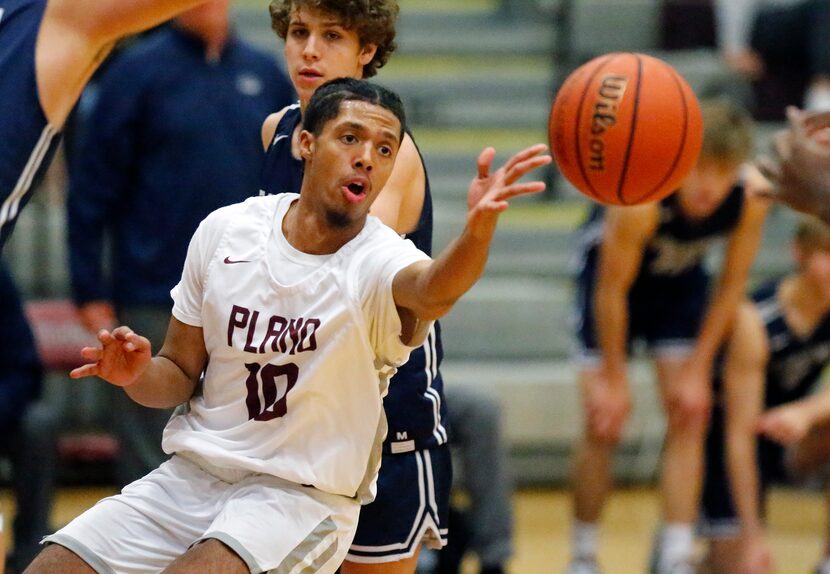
left=573, top=250, right=709, bottom=366
left=346, top=445, right=452, bottom=563
left=699, top=404, right=787, bottom=538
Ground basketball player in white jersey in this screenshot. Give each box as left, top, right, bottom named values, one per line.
left=23, top=79, right=552, bottom=574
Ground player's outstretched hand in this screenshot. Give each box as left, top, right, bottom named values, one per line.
left=756, top=107, right=830, bottom=223
left=70, top=326, right=152, bottom=387
left=466, top=144, right=552, bottom=238
left=757, top=403, right=811, bottom=445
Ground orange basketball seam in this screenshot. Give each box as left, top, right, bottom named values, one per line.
left=615, top=53, right=642, bottom=205
left=635, top=65, right=691, bottom=204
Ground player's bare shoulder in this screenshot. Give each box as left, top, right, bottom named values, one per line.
left=261, top=104, right=296, bottom=151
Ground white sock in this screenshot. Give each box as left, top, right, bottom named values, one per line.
left=572, top=520, right=598, bottom=560
left=818, top=556, right=830, bottom=574
left=659, top=523, right=693, bottom=570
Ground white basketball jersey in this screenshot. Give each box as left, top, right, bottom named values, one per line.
left=163, top=194, right=431, bottom=502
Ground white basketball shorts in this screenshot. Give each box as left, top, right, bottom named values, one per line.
left=43, top=454, right=360, bottom=574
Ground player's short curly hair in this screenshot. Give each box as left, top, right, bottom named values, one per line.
left=269, top=0, right=399, bottom=78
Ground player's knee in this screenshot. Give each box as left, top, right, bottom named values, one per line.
left=667, top=392, right=711, bottom=432
left=23, top=543, right=96, bottom=574
left=585, top=422, right=625, bottom=448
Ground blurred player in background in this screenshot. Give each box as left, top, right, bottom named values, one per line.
left=566, top=100, right=770, bottom=574
left=700, top=216, right=830, bottom=574
left=0, top=0, right=217, bottom=247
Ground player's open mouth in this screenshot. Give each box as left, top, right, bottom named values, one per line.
left=342, top=178, right=368, bottom=203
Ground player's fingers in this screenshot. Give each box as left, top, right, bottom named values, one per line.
left=477, top=147, right=496, bottom=179
left=502, top=143, right=549, bottom=173
left=111, top=325, right=134, bottom=340
left=493, top=181, right=546, bottom=202
left=799, top=108, right=830, bottom=133
left=79, top=346, right=103, bottom=361
left=504, top=155, right=553, bottom=185
left=124, top=332, right=151, bottom=353
left=755, top=155, right=783, bottom=185
left=70, top=363, right=100, bottom=379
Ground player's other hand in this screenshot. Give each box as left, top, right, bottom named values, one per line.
left=757, top=403, right=811, bottom=445
left=739, top=533, right=775, bottom=574
left=756, top=107, right=830, bottom=223
left=465, top=144, right=551, bottom=239
left=77, top=301, right=117, bottom=334
left=582, top=371, right=631, bottom=444
left=70, top=326, right=152, bottom=387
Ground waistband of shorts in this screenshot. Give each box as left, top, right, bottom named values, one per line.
left=175, top=451, right=258, bottom=484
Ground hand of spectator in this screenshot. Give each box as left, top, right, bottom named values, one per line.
left=465, top=144, right=551, bottom=239
left=70, top=326, right=152, bottom=387
left=77, top=301, right=117, bottom=334
left=756, top=107, right=830, bottom=223
left=739, top=533, right=775, bottom=574
left=757, top=402, right=811, bottom=445
left=582, top=371, right=631, bottom=443
left=724, top=49, right=765, bottom=80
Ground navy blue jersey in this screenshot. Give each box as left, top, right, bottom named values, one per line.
left=576, top=182, right=745, bottom=279
left=0, top=0, right=61, bottom=247
left=752, top=280, right=830, bottom=407
left=260, top=108, right=448, bottom=453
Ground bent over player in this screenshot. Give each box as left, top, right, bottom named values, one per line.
left=23, top=79, right=551, bottom=574
left=700, top=217, right=830, bottom=574
left=566, top=100, right=770, bottom=574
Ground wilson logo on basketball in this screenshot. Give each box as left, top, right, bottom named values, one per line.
left=588, top=74, right=628, bottom=172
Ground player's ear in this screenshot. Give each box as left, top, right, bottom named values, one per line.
left=358, top=44, right=377, bottom=69
left=299, top=130, right=315, bottom=160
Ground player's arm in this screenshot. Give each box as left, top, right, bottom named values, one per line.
left=370, top=133, right=426, bottom=235
left=261, top=107, right=291, bottom=152
left=594, top=204, right=659, bottom=378
left=759, top=387, right=830, bottom=445
left=392, top=145, right=550, bottom=333
left=693, top=170, right=770, bottom=370
left=722, top=301, right=771, bottom=552
left=70, top=318, right=206, bottom=409
left=36, top=0, right=208, bottom=128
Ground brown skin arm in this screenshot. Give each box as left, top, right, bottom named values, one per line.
left=70, top=317, right=206, bottom=409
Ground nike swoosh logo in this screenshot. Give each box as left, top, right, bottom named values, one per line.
left=224, top=256, right=251, bottom=265
left=272, top=134, right=288, bottom=145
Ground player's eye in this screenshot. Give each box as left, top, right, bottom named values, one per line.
left=290, top=27, right=308, bottom=39
left=325, top=31, right=342, bottom=41
left=378, top=145, right=393, bottom=157
left=341, top=134, right=358, bottom=144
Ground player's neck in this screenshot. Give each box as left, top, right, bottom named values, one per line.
left=282, top=196, right=365, bottom=255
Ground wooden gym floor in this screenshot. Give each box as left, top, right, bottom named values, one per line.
left=1, top=486, right=825, bottom=572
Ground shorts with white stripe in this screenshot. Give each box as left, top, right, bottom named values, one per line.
left=346, top=445, right=451, bottom=563
left=43, top=455, right=359, bottom=574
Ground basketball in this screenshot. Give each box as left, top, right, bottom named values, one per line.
left=548, top=52, right=703, bottom=205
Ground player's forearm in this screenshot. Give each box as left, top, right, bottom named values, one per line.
left=410, top=225, right=493, bottom=320
left=123, top=354, right=198, bottom=409
left=595, top=285, right=629, bottom=377
left=694, top=281, right=745, bottom=366
left=796, top=392, right=830, bottom=429
left=726, top=424, right=765, bottom=535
